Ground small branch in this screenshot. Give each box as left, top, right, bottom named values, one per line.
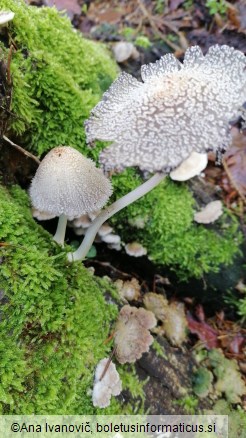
left=137, top=0, right=181, bottom=52
left=99, top=346, right=117, bottom=381
left=3, top=135, right=40, bottom=165
left=6, top=44, right=14, bottom=85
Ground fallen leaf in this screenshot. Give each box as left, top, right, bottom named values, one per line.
left=187, top=312, right=219, bottom=349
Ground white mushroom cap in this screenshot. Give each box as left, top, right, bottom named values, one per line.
left=29, top=146, right=112, bottom=219
left=92, top=358, right=122, bottom=408
left=125, top=242, right=147, bottom=257
left=170, top=151, right=208, bottom=181
left=85, top=45, right=246, bottom=173
left=97, top=223, right=113, bottom=237
left=0, top=11, right=15, bottom=25
left=194, top=200, right=223, bottom=224
left=112, top=42, right=138, bottom=63
left=73, top=214, right=91, bottom=228
left=101, top=233, right=121, bottom=244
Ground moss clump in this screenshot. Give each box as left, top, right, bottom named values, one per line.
left=0, top=184, right=145, bottom=414
left=0, top=0, right=118, bottom=156
left=1, top=0, right=242, bottom=279
left=209, top=400, right=246, bottom=438
left=110, top=170, right=242, bottom=279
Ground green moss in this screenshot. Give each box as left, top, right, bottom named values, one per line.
left=0, top=184, right=143, bottom=414
left=0, top=0, right=118, bottom=155
left=110, top=170, right=242, bottom=279
left=152, top=340, right=167, bottom=359
left=207, top=400, right=246, bottom=438
left=1, top=0, right=242, bottom=280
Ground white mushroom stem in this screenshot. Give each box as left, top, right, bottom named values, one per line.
left=53, top=214, right=67, bottom=246
left=67, top=172, right=166, bottom=262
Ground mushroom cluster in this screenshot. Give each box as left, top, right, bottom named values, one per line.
left=68, top=44, right=246, bottom=262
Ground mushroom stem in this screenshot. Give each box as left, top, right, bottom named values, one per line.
left=53, top=214, right=67, bottom=246
left=67, top=172, right=166, bottom=262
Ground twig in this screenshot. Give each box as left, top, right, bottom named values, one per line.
left=99, top=345, right=117, bottom=381
left=6, top=45, right=14, bottom=85
left=137, top=0, right=181, bottom=52
left=3, top=135, right=40, bottom=165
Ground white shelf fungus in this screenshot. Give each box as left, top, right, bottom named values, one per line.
left=194, top=200, right=223, bottom=224
left=68, top=45, right=246, bottom=262
left=114, top=305, right=157, bottom=363
left=30, top=146, right=112, bottom=246
left=92, top=358, right=122, bottom=408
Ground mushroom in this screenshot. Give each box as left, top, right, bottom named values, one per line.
left=68, top=45, right=246, bottom=262
left=170, top=151, right=208, bottom=181
left=92, top=358, right=122, bottom=408
left=125, top=242, right=147, bottom=257
left=112, top=42, right=139, bottom=63
left=194, top=200, right=223, bottom=224
left=0, top=11, right=15, bottom=26
left=29, top=146, right=112, bottom=246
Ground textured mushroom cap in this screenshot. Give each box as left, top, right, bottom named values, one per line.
left=85, top=45, right=246, bottom=173
left=194, top=200, right=223, bottom=224
left=29, top=146, right=112, bottom=218
left=170, top=151, right=208, bottom=181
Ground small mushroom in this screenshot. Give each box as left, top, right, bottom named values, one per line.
left=170, top=152, right=208, bottom=181
left=92, top=358, right=122, bottom=408
left=68, top=45, right=246, bottom=261
left=101, top=233, right=121, bottom=244
left=112, top=42, right=139, bottom=63
left=114, top=305, right=156, bottom=364
left=97, top=223, right=113, bottom=237
left=0, top=11, right=15, bottom=26
left=72, top=215, right=91, bottom=229
left=29, top=146, right=112, bottom=246
left=125, top=242, right=147, bottom=257
left=194, top=200, right=223, bottom=224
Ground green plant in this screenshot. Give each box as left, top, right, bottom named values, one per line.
left=0, top=184, right=145, bottom=414
left=205, top=0, right=227, bottom=15
left=174, top=395, right=199, bottom=414
left=135, top=36, right=152, bottom=49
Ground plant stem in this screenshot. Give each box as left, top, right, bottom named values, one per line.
left=53, top=214, right=67, bottom=246
left=67, top=172, right=166, bottom=262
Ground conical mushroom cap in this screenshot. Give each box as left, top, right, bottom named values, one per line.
left=85, top=45, right=246, bottom=173
left=29, top=146, right=112, bottom=218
